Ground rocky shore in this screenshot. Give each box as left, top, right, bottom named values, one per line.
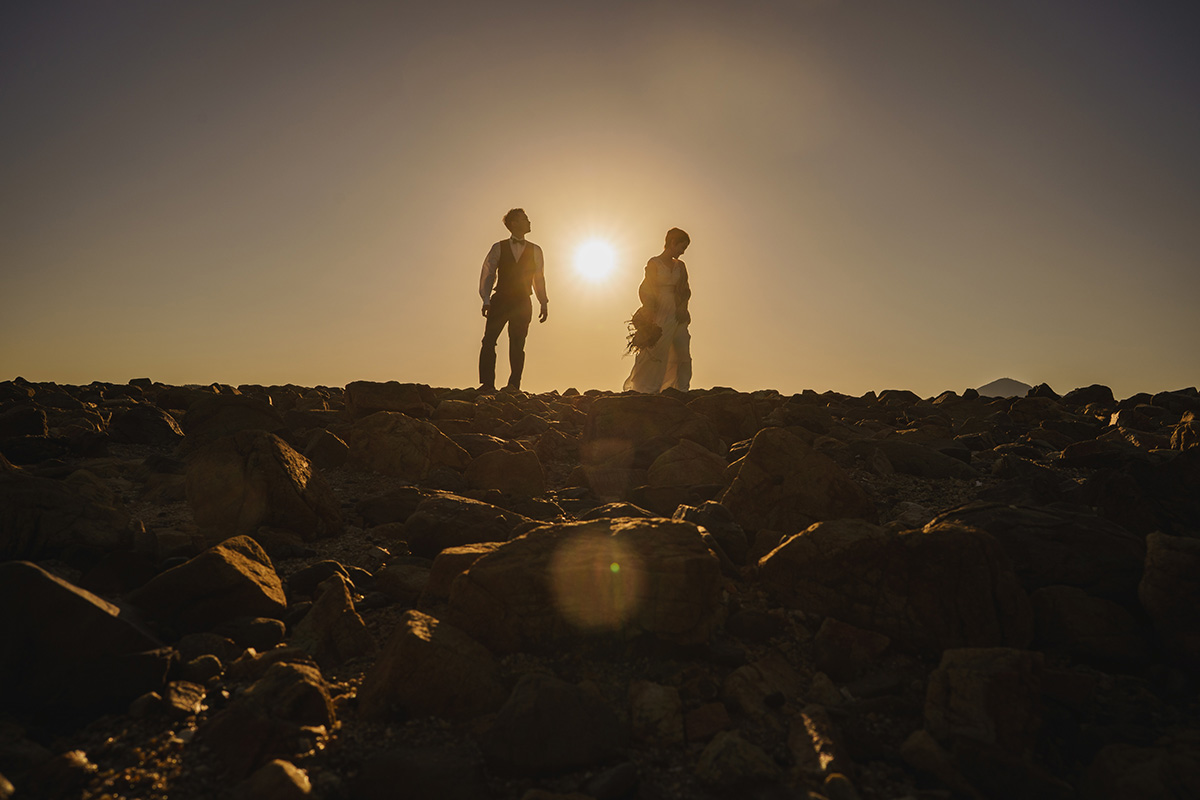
left=1, top=377, right=1198, bottom=800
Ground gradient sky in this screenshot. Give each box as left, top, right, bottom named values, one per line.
left=3, top=0, right=1198, bottom=398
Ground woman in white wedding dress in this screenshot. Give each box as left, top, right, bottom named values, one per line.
left=623, top=228, right=692, bottom=393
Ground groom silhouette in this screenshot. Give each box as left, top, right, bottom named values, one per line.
left=477, top=208, right=549, bottom=392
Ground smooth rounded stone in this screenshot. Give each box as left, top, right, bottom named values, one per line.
left=425, top=542, right=503, bottom=599
left=404, top=493, right=531, bottom=558
left=289, top=574, right=377, bottom=669
left=759, top=519, right=1033, bottom=653
left=232, top=759, right=311, bottom=800
left=108, top=403, right=184, bottom=445
left=1139, top=532, right=1200, bottom=666
left=814, top=618, right=891, bottom=681
left=465, top=448, right=545, bottom=495
left=720, top=427, right=877, bottom=536
left=128, top=691, right=164, bottom=718
left=213, top=617, right=287, bottom=651
left=629, top=681, right=684, bottom=745
left=127, top=535, right=287, bottom=635
left=345, top=411, right=469, bottom=479
left=185, top=431, right=343, bottom=541
left=355, top=485, right=431, bottom=526
left=0, top=561, right=171, bottom=718
left=695, top=731, right=782, bottom=788
left=358, top=610, right=505, bottom=723
left=1031, top=586, right=1150, bottom=666
left=480, top=673, right=625, bottom=775
left=448, top=518, right=723, bottom=653
left=1062, top=384, right=1116, bottom=407
left=925, top=647, right=1044, bottom=758
left=198, top=661, right=335, bottom=779
left=353, top=744, right=489, bottom=800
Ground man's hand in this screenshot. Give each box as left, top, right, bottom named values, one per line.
left=538, top=302, right=548, bottom=323
left=481, top=304, right=490, bottom=317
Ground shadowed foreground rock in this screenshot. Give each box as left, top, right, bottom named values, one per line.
left=3, top=377, right=1198, bottom=800
left=448, top=517, right=724, bottom=652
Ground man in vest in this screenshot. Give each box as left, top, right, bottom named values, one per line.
left=478, top=207, right=549, bottom=392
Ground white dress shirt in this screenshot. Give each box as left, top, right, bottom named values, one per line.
left=479, top=238, right=546, bottom=305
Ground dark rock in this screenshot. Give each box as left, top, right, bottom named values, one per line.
left=344, top=380, right=433, bottom=418
left=1139, top=532, right=1200, bottom=667
left=108, top=403, right=184, bottom=445
left=181, top=394, right=286, bottom=446
left=927, top=502, right=1146, bottom=605
left=759, top=519, right=1032, bottom=652
left=358, top=610, right=504, bottom=722
left=127, top=535, right=287, bottom=635
left=198, top=661, right=335, bottom=779
left=0, top=561, right=171, bottom=721
left=355, top=485, right=430, bottom=526
left=1062, top=384, right=1116, bottom=407
left=185, top=431, right=343, bottom=541
left=720, top=428, right=877, bottom=535
left=449, top=518, right=723, bottom=653
left=404, top=493, right=531, bottom=558
left=289, top=574, right=377, bottom=668
left=479, top=673, right=625, bottom=774
left=1031, top=586, right=1150, bottom=667
left=0, top=405, right=47, bottom=438
left=301, top=429, right=349, bottom=469
left=345, top=412, right=470, bottom=479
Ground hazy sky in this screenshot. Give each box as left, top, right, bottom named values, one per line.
left=3, top=0, right=1198, bottom=398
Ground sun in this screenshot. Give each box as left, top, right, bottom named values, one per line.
left=573, top=239, right=617, bottom=283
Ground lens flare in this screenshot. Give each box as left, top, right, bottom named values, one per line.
left=550, top=532, right=645, bottom=631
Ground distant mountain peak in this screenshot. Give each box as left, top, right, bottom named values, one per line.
left=976, top=377, right=1033, bottom=398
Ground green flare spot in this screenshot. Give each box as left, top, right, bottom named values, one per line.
left=610, top=562, right=620, bottom=573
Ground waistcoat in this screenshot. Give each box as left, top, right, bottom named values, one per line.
left=493, top=240, right=537, bottom=298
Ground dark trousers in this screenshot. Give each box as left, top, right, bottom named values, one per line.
left=479, top=294, right=533, bottom=390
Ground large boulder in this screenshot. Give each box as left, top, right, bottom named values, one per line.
left=479, top=673, right=625, bottom=775
left=0, top=467, right=136, bottom=566
left=357, top=610, right=505, bottom=723
left=185, top=431, right=343, bottom=541
left=720, top=427, right=877, bottom=535
left=686, top=392, right=763, bottom=445
left=108, top=403, right=184, bottom=445
left=924, top=648, right=1044, bottom=758
left=1139, top=532, right=1200, bottom=666
left=581, top=394, right=722, bottom=471
left=346, top=412, right=470, bottom=479
left=289, top=574, right=377, bottom=668
left=127, top=535, right=288, bottom=635
left=448, top=518, right=724, bottom=653
left=927, top=502, right=1146, bottom=605
left=180, top=394, right=286, bottom=445
left=758, top=519, right=1032, bottom=652
left=844, top=439, right=976, bottom=479
left=647, top=439, right=729, bottom=487
left=404, top=493, right=532, bottom=558
left=0, top=561, right=172, bottom=719
left=344, top=381, right=432, bottom=418
left=464, top=448, right=545, bottom=496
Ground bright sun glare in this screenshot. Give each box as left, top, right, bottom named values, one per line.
left=573, top=239, right=617, bottom=283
